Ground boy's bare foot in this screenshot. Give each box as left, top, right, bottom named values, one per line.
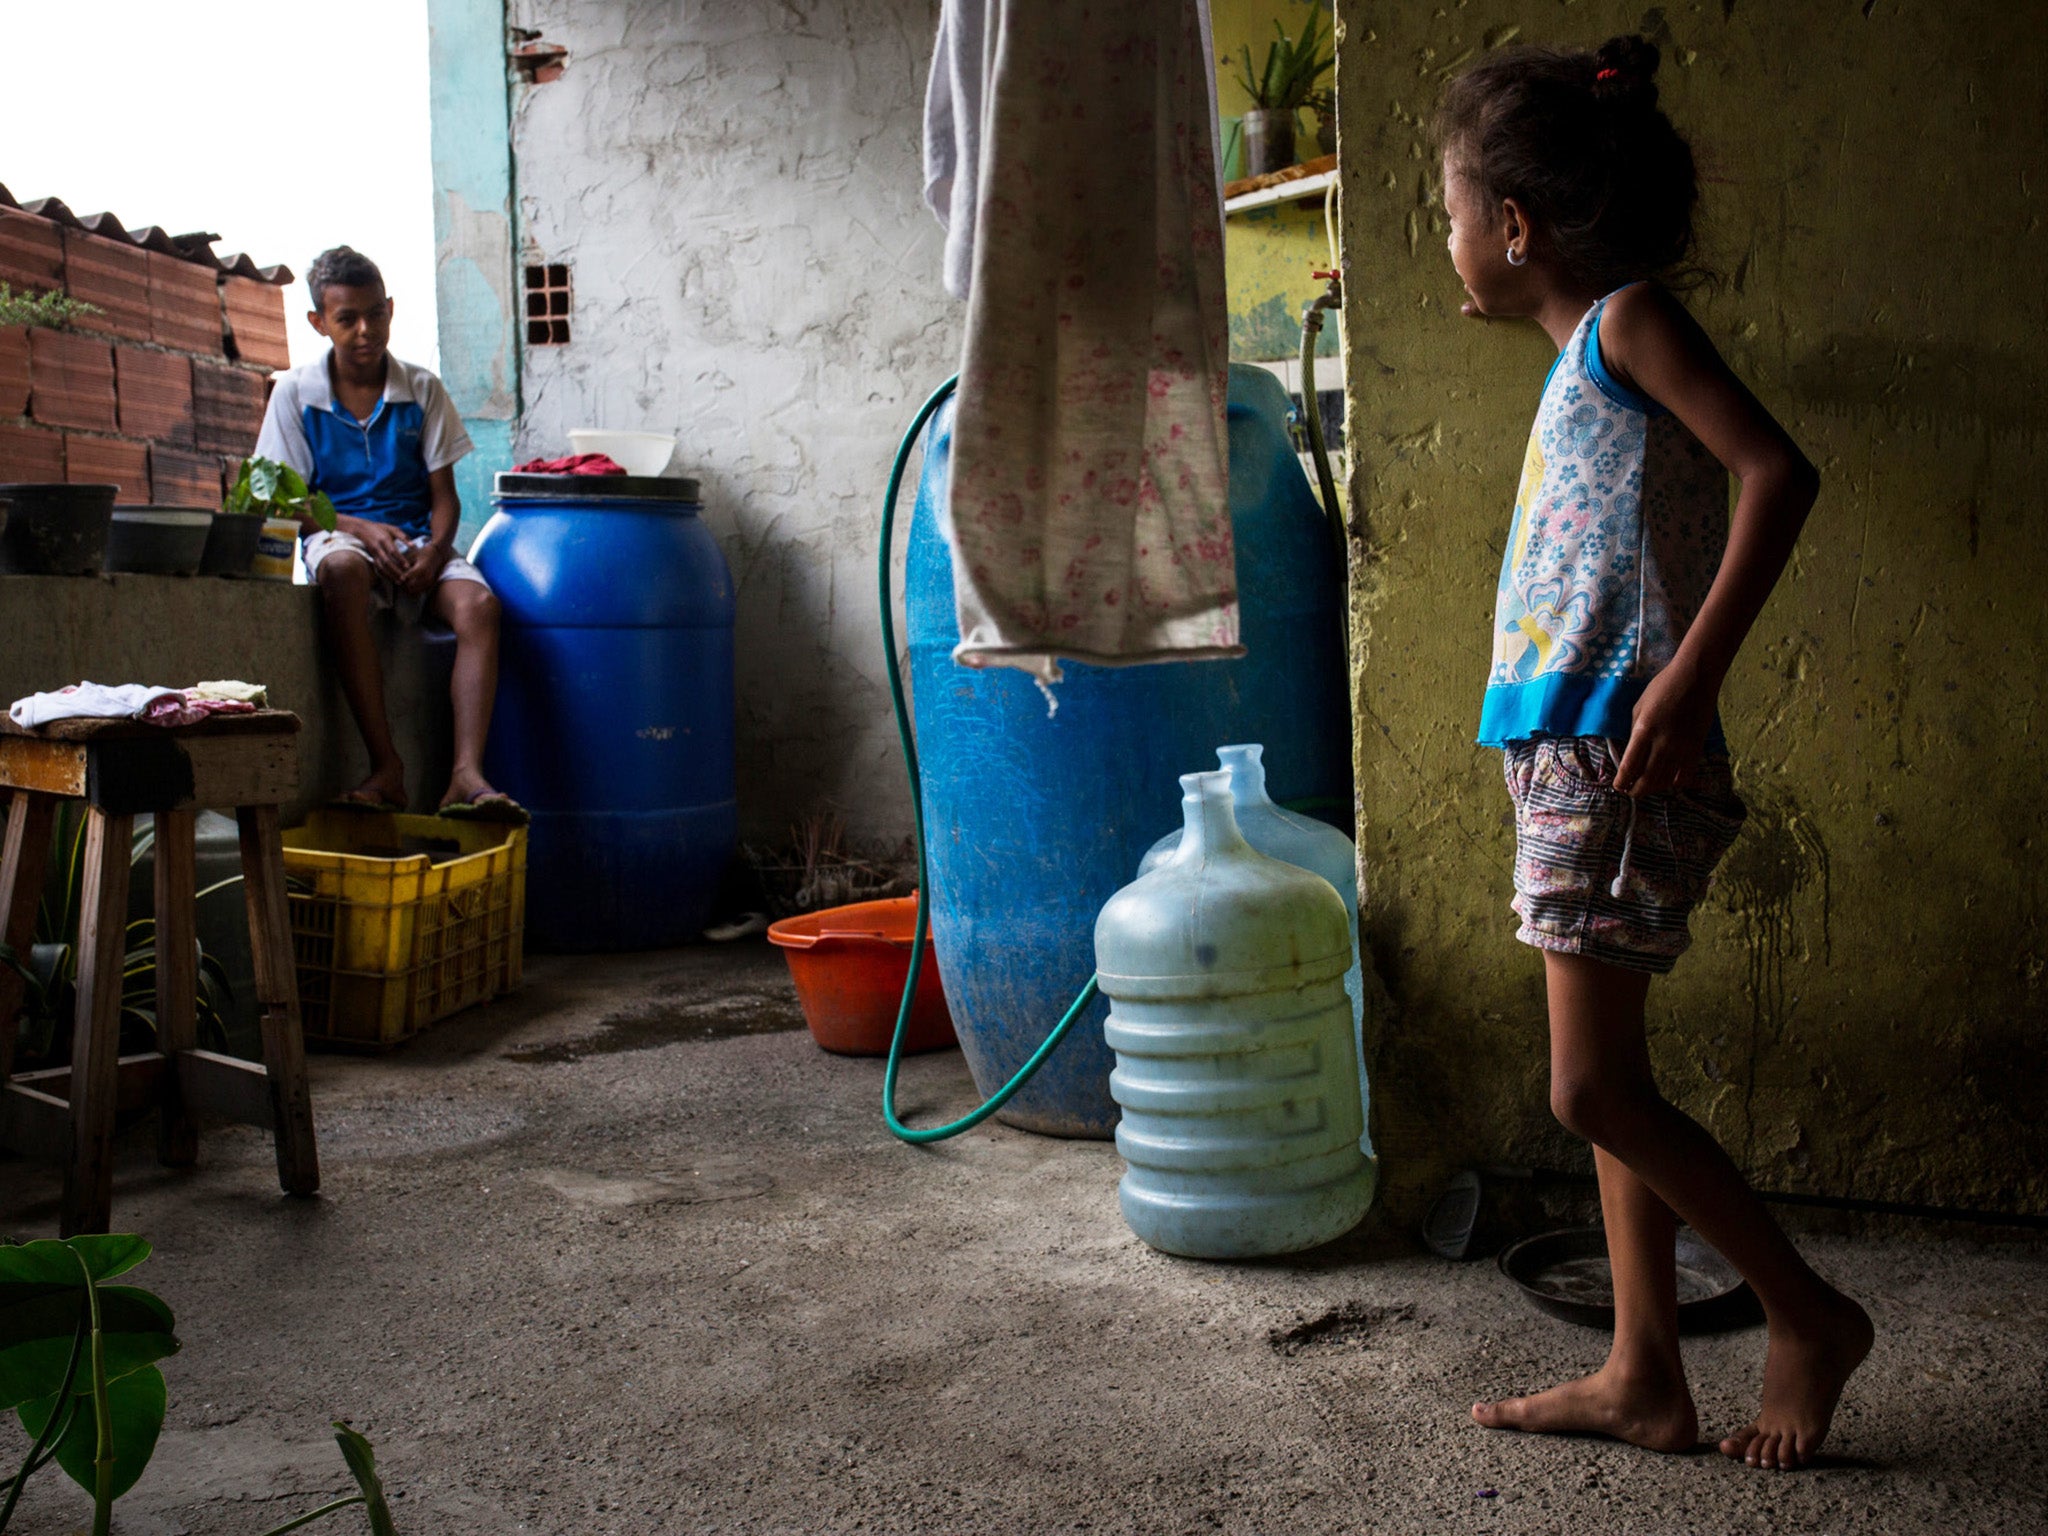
left=1473, top=1362, right=1698, bottom=1452
left=338, top=763, right=407, bottom=811
left=1719, top=1289, right=1873, bottom=1470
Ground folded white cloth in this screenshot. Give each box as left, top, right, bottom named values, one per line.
left=9, top=682, right=180, bottom=729
left=927, top=0, right=1239, bottom=681
left=190, top=680, right=268, bottom=706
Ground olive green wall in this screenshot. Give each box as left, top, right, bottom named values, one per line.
left=1215, top=0, right=1339, bottom=361
left=1336, top=2, right=2046, bottom=1220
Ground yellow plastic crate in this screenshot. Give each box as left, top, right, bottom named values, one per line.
left=281, top=810, right=526, bottom=1048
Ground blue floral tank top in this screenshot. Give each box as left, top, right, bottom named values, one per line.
left=1477, top=285, right=1729, bottom=747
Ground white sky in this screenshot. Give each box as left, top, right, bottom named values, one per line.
left=2, top=0, right=438, bottom=373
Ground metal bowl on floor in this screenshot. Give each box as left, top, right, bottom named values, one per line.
left=1499, top=1226, right=1762, bottom=1333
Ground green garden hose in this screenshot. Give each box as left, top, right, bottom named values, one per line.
left=877, top=376, right=1100, bottom=1144
left=878, top=272, right=1347, bottom=1143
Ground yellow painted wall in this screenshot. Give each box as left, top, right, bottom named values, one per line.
left=1336, top=2, right=2047, bottom=1220
left=1215, top=0, right=1339, bottom=360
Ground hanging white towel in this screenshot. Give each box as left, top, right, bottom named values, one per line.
left=921, top=0, right=985, bottom=303
left=924, top=0, right=1239, bottom=681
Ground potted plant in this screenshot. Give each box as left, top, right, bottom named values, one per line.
left=0, top=285, right=120, bottom=576
left=1228, top=7, right=1336, bottom=177
left=218, top=456, right=337, bottom=580
left=0, top=808, right=236, bottom=1075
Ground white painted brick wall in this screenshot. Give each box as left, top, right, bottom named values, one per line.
left=508, top=0, right=957, bottom=845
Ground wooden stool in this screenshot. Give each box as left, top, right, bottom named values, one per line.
left=0, top=710, right=319, bottom=1235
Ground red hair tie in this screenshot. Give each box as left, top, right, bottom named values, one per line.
left=1595, top=67, right=1619, bottom=81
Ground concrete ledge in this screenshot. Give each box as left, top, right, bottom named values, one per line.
left=0, top=574, right=453, bottom=819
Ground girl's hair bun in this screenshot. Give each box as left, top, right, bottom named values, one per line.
left=1592, top=34, right=1660, bottom=110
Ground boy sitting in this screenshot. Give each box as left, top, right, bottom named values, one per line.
left=254, top=245, right=519, bottom=819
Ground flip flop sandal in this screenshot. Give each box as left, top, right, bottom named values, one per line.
left=438, top=792, right=530, bottom=826
left=329, top=792, right=405, bottom=814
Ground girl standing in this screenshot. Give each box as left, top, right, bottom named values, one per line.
left=1436, top=35, right=1872, bottom=1470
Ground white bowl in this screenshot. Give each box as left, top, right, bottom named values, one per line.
left=568, top=429, right=677, bottom=477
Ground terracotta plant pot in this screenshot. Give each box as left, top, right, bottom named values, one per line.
left=0, top=482, right=115, bottom=575
left=1241, top=108, right=1298, bottom=177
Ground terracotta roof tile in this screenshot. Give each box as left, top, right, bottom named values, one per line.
left=0, top=182, right=292, bottom=286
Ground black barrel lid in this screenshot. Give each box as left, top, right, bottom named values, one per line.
left=494, top=472, right=701, bottom=502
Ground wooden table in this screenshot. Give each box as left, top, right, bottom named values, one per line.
left=0, top=709, right=319, bottom=1234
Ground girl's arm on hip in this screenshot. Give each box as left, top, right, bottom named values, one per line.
left=1599, top=283, right=1821, bottom=794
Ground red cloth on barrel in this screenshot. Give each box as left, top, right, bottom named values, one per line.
left=512, top=453, right=629, bottom=475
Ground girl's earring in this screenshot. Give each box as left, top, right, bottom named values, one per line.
left=1506, top=246, right=1528, bottom=267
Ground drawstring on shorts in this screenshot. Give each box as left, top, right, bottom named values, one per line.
left=1610, top=787, right=1675, bottom=899
left=1611, top=793, right=1638, bottom=899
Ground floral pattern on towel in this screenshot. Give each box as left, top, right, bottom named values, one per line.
left=939, top=0, right=1237, bottom=679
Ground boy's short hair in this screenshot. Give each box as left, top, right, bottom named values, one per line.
left=307, top=246, right=385, bottom=311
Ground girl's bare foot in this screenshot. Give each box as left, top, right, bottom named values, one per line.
left=1718, top=1289, right=1873, bottom=1470
left=1473, top=1361, right=1698, bottom=1452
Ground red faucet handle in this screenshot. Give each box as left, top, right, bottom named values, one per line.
left=1312, top=269, right=1341, bottom=281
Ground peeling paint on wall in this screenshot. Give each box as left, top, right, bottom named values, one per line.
left=1338, top=1, right=2048, bottom=1219
left=428, top=0, right=522, bottom=547
left=503, top=0, right=960, bottom=845
left=436, top=193, right=518, bottom=420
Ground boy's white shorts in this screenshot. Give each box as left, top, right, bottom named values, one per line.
left=302, top=528, right=492, bottom=622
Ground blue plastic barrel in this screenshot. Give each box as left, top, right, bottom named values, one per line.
left=904, top=366, right=1352, bottom=1137
left=471, top=473, right=736, bottom=951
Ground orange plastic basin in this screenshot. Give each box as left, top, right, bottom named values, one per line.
left=767, top=895, right=956, bottom=1056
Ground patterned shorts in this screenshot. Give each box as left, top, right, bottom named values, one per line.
left=1502, top=736, right=1747, bottom=975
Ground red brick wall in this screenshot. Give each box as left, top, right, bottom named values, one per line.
left=0, top=209, right=287, bottom=505
left=0, top=422, right=64, bottom=482
left=223, top=276, right=291, bottom=371
left=148, top=253, right=224, bottom=356
left=116, top=347, right=194, bottom=445
left=0, top=210, right=63, bottom=291
left=29, top=330, right=116, bottom=433
left=0, top=327, right=27, bottom=417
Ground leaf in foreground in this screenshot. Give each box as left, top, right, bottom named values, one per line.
left=335, top=1424, right=397, bottom=1536
left=16, top=1365, right=166, bottom=1501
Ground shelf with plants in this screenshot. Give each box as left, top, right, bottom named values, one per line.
left=1224, top=165, right=1337, bottom=217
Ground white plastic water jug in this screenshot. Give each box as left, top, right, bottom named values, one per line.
left=1096, top=770, right=1376, bottom=1258
left=1141, top=743, right=1372, bottom=1154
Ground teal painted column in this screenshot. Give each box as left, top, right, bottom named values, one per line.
left=427, top=0, right=519, bottom=550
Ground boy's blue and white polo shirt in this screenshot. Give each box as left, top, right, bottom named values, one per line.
left=253, top=353, right=472, bottom=539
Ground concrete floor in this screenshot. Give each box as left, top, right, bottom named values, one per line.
left=3, top=945, right=2044, bottom=1535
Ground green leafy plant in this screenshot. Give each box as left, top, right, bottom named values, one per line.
left=0, top=810, right=234, bottom=1073
left=225, top=457, right=339, bottom=533
left=1229, top=6, right=1336, bottom=111
left=0, top=283, right=101, bottom=331
left=0, top=1237, right=399, bottom=1535
left=0, top=1235, right=176, bottom=1533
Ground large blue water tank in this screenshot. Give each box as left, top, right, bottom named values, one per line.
left=905, top=366, right=1352, bottom=1137
left=472, top=473, right=736, bottom=951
